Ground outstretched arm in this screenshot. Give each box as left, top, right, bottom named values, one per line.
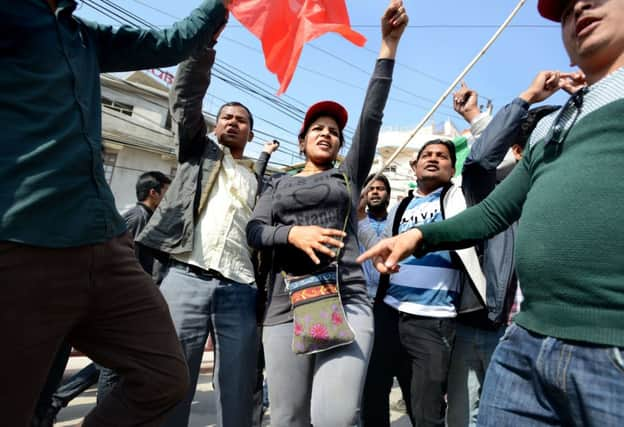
left=254, top=140, right=280, bottom=195
left=358, top=154, right=531, bottom=273
left=82, top=0, right=229, bottom=73
left=169, top=47, right=217, bottom=163
left=342, top=0, right=408, bottom=189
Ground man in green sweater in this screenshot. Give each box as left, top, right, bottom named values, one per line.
left=359, top=0, right=624, bottom=425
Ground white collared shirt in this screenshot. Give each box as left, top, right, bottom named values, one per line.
left=174, top=146, right=257, bottom=284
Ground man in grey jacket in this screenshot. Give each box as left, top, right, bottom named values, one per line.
left=137, top=33, right=270, bottom=427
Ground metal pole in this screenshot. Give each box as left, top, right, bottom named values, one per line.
left=367, top=0, right=527, bottom=189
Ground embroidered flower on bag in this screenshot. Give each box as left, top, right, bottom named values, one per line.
left=294, top=322, right=303, bottom=336
left=331, top=311, right=343, bottom=326
left=310, top=323, right=329, bottom=340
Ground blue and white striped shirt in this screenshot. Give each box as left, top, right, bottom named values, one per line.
left=384, top=188, right=461, bottom=317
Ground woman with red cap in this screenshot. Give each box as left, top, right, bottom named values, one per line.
left=246, top=1, right=408, bottom=425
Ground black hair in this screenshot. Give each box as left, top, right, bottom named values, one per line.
left=217, top=101, right=254, bottom=131
left=136, top=171, right=171, bottom=202
left=415, top=139, right=457, bottom=169
left=298, top=112, right=345, bottom=146
left=364, top=173, right=392, bottom=197
left=515, top=105, right=561, bottom=149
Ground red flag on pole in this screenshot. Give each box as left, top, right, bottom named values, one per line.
left=229, top=0, right=366, bottom=94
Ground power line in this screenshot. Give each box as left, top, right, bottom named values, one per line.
left=308, top=43, right=459, bottom=115
left=102, top=72, right=307, bottom=158
left=84, top=0, right=359, bottom=144
left=352, top=24, right=558, bottom=29
left=218, top=35, right=444, bottom=114
left=125, top=0, right=461, bottom=114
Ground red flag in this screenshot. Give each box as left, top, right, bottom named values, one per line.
left=229, top=0, right=366, bottom=94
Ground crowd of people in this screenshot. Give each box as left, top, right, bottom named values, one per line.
left=2, top=0, right=623, bottom=426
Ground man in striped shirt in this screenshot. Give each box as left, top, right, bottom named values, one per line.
left=379, top=138, right=486, bottom=427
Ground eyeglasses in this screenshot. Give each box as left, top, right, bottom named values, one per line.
left=545, top=87, right=587, bottom=157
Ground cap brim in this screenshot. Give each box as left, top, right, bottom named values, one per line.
left=538, top=0, right=564, bottom=22
left=301, top=101, right=348, bottom=136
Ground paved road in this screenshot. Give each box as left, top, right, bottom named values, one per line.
left=53, top=356, right=411, bottom=426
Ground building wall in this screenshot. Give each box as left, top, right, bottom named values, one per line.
left=107, top=145, right=176, bottom=212
left=101, top=86, right=169, bottom=128
left=372, top=121, right=461, bottom=208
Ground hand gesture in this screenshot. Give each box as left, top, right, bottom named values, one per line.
left=519, top=71, right=562, bottom=104
left=288, top=226, right=346, bottom=265
left=263, top=140, right=280, bottom=154
left=453, top=81, right=480, bottom=123
left=559, top=71, right=586, bottom=95
left=356, top=228, right=423, bottom=274
left=381, top=0, right=409, bottom=43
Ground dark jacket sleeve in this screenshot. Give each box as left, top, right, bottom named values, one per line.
left=462, top=98, right=529, bottom=206
left=81, top=0, right=227, bottom=73
left=169, top=48, right=217, bottom=163
left=342, top=59, right=395, bottom=191
left=254, top=151, right=271, bottom=195
left=246, top=175, right=292, bottom=249
left=122, top=205, right=147, bottom=240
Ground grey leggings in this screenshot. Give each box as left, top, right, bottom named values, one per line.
left=263, top=303, right=374, bottom=427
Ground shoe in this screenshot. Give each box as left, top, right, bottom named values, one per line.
left=31, top=403, right=61, bottom=427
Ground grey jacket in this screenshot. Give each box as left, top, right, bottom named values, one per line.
left=137, top=48, right=269, bottom=255
left=462, top=98, right=531, bottom=325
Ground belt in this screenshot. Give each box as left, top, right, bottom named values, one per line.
left=169, top=259, right=227, bottom=281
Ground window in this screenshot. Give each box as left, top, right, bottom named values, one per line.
left=384, top=165, right=397, bottom=173
left=102, top=97, right=134, bottom=116
left=103, top=152, right=118, bottom=184
left=169, top=166, right=177, bottom=179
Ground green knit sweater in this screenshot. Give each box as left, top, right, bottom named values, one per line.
left=417, top=76, right=624, bottom=346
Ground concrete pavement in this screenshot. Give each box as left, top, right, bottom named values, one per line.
left=52, top=354, right=411, bottom=426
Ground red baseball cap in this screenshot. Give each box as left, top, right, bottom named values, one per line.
left=299, top=101, right=348, bottom=138
left=538, top=0, right=567, bottom=22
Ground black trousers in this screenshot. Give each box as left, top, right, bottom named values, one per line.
left=399, top=313, right=457, bottom=427
left=361, top=301, right=412, bottom=427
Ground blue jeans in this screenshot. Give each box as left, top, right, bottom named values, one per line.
left=446, top=323, right=505, bottom=427
left=478, top=323, right=624, bottom=426
left=96, top=366, right=118, bottom=403
left=263, top=303, right=374, bottom=427
left=160, top=264, right=258, bottom=427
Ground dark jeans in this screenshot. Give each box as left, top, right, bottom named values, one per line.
left=251, top=340, right=266, bottom=427
left=159, top=264, right=259, bottom=427
left=478, top=323, right=624, bottom=426
left=32, top=343, right=72, bottom=422
left=0, top=234, right=189, bottom=427
left=35, top=341, right=100, bottom=416
left=362, top=302, right=412, bottom=427
left=399, top=313, right=456, bottom=427
left=446, top=323, right=505, bottom=427
left=96, top=366, right=118, bottom=403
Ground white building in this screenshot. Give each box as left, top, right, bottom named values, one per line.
left=100, top=71, right=215, bottom=211
left=370, top=120, right=462, bottom=205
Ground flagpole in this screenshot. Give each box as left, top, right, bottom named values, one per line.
left=367, top=0, right=527, bottom=189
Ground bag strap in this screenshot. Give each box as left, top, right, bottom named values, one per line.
left=334, top=172, right=352, bottom=261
